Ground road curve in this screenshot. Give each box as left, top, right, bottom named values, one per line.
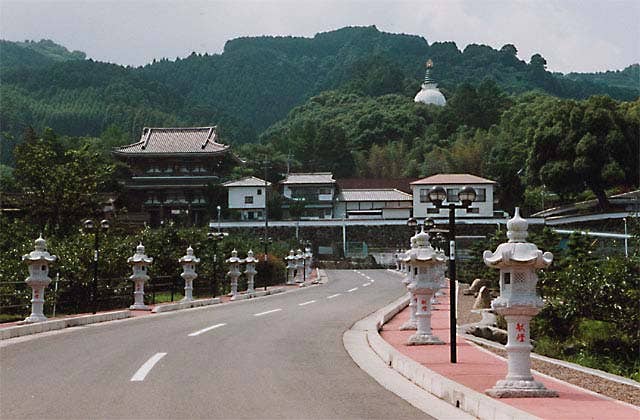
left=1, top=269, right=433, bottom=419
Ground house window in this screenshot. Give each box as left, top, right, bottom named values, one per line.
left=447, top=188, right=460, bottom=203
left=319, top=188, right=332, bottom=195
left=419, top=189, right=429, bottom=203
left=245, top=196, right=254, bottom=204
left=475, top=188, right=486, bottom=202
left=427, top=208, right=440, bottom=214
left=467, top=207, right=480, bottom=214
left=257, top=189, right=262, bottom=195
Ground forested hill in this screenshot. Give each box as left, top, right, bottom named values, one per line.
left=0, top=39, right=86, bottom=69
left=1, top=26, right=638, bottom=148
left=562, top=64, right=640, bottom=92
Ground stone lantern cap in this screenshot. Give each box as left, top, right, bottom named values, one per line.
left=483, top=207, right=553, bottom=269
left=179, top=246, right=200, bottom=264
left=285, top=250, right=296, bottom=261
left=295, top=249, right=303, bottom=259
left=128, top=243, right=153, bottom=265
left=22, top=235, right=57, bottom=263
left=401, top=227, right=443, bottom=264
left=226, top=248, right=241, bottom=264
left=244, top=249, right=258, bottom=264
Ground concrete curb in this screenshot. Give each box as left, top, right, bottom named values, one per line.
left=152, top=298, right=221, bottom=313
left=1, top=280, right=303, bottom=343
left=0, top=310, right=131, bottom=340
left=348, top=294, right=539, bottom=420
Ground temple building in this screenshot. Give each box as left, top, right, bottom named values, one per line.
left=112, top=126, right=241, bottom=226
left=414, top=59, right=446, bottom=106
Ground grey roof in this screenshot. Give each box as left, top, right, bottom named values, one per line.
left=280, top=172, right=336, bottom=185
left=411, top=173, right=496, bottom=185
left=338, top=189, right=413, bottom=202
left=113, top=127, right=232, bottom=156
left=223, top=176, right=271, bottom=187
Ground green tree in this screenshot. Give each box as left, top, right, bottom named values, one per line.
left=528, top=96, right=639, bottom=209
left=13, top=128, right=115, bottom=231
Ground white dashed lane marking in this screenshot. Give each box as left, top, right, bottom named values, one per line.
left=327, top=293, right=342, bottom=299
left=298, top=300, right=316, bottom=306
left=347, top=287, right=358, bottom=293
left=362, top=283, right=371, bottom=287
left=131, top=352, right=167, bottom=382
left=254, top=308, right=282, bottom=317
left=188, top=323, right=226, bottom=337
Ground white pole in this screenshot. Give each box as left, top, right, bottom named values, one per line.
left=342, top=222, right=347, bottom=257
left=623, top=218, right=628, bottom=258
left=52, top=272, right=59, bottom=318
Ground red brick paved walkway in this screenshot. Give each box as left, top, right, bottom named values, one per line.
left=379, top=287, right=639, bottom=419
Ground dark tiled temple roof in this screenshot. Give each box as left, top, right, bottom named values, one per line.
left=113, top=127, right=231, bottom=156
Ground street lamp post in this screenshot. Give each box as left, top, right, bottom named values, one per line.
left=259, top=236, right=273, bottom=291
left=207, top=228, right=227, bottom=298
left=427, top=185, right=477, bottom=363
left=216, top=205, right=221, bottom=233
left=83, top=219, right=110, bottom=314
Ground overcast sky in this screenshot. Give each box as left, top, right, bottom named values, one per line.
left=1, top=0, right=639, bottom=73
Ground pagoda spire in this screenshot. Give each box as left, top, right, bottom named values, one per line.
left=423, top=59, right=436, bottom=85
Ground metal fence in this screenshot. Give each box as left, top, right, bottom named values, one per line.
left=0, top=273, right=228, bottom=320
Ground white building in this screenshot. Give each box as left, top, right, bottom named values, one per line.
left=411, top=174, right=496, bottom=218
left=223, top=176, right=271, bottom=220
left=414, top=59, right=446, bottom=106
left=334, top=189, right=413, bottom=219
left=281, top=173, right=336, bottom=219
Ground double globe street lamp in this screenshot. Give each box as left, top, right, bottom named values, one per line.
left=426, top=185, right=477, bottom=363
left=83, top=219, right=110, bottom=314
left=207, top=227, right=227, bottom=298
left=259, top=236, right=273, bottom=291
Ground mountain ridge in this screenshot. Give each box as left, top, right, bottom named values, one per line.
left=0, top=26, right=638, bottom=150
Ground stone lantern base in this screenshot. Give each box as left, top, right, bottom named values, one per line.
left=407, top=333, right=443, bottom=345
left=486, top=379, right=559, bottom=398
left=24, top=313, right=48, bottom=323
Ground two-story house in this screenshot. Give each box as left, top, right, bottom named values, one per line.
left=411, top=174, right=496, bottom=218
left=223, top=176, right=271, bottom=220
left=280, top=172, right=336, bottom=219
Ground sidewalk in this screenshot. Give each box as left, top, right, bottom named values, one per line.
left=378, top=283, right=639, bottom=419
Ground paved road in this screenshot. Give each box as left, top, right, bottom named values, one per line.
left=1, top=269, right=433, bottom=419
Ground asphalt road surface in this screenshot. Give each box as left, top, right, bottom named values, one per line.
left=1, top=269, right=433, bottom=419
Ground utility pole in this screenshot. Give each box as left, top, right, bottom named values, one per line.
left=263, top=159, right=270, bottom=249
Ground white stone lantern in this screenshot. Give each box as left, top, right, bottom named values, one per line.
left=483, top=207, right=558, bottom=398
left=304, top=246, right=313, bottom=278
left=179, top=246, right=200, bottom=302
left=128, top=243, right=153, bottom=310
left=22, top=235, right=57, bottom=323
left=399, top=249, right=407, bottom=274
left=244, top=249, right=258, bottom=296
left=294, top=249, right=304, bottom=283
left=226, top=249, right=241, bottom=299
left=285, top=250, right=297, bottom=285
left=405, top=227, right=447, bottom=345
left=400, top=235, right=419, bottom=330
